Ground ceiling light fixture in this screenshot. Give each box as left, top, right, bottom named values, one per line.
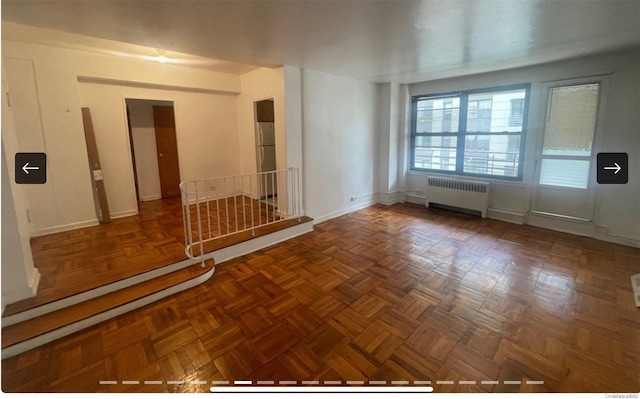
left=157, top=49, right=167, bottom=63
left=140, top=49, right=180, bottom=65
left=153, top=49, right=171, bottom=64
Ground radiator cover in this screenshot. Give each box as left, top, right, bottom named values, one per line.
left=426, top=177, right=490, bottom=218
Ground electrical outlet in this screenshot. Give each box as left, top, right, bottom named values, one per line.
left=350, top=196, right=357, bottom=201
left=632, top=273, right=640, bottom=293
left=630, top=274, right=640, bottom=308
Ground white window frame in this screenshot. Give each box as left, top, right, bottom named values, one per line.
left=530, top=74, right=610, bottom=222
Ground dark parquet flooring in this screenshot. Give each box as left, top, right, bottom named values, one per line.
left=3, top=202, right=639, bottom=393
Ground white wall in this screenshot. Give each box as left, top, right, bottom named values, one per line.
left=78, top=82, right=241, bottom=217
left=301, top=69, right=378, bottom=222
left=283, top=66, right=304, bottom=175
left=2, top=67, right=40, bottom=308
left=402, top=49, right=640, bottom=246
left=2, top=24, right=243, bottom=234
left=1, top=151, right=40, bottom=310
left=126, top=99, right=172, bottom=202
left=376, top=83, right=402, bottom=203
left=2, top=55, right=85, bottom=235
left=237, top=67, right=287, bottom=176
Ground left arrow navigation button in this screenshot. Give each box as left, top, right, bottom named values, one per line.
left=15, top=153, right=46, bottom=184
left=22, top=162, right=40, bottom=175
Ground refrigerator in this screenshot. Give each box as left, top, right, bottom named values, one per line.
left=256, top=122, right=277, bottom=199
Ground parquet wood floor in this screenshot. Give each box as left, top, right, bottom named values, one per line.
left=186, top=195, right=285, bottom=241
left=3, top=203, right=639, bottom=393
left=4, top=196, right=300, bottom=316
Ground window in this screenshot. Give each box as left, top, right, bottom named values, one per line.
left=510, top=99, right=524, bottom=127
left=538, top=83, right=600, bottom=189
left=411, top=84, right=530, bottom=180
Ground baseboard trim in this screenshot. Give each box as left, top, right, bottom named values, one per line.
left=526, top=212, right=596, bottom=237
left=30, top=210, right=140, bottom=237
left=404, top=193, right=426, bottom=205
left=31, top=219, right=99, bottom=237
left=377, top=192, right=400, bottom=206
left=140, top=194, right=162, bottom=202
left=487, top=208, right=526, bottom=225
left=111, top=209, right=138, bottom=219
left=29, top=269, right=40, bottom=297
left=0, top=272, right=41, bottom=309
left=312, top=197, right=377, bottom=225
left=595, top=232, right=640, bottom=248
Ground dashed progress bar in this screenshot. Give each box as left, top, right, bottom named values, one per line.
left=99, top=379, right=544, bottom=391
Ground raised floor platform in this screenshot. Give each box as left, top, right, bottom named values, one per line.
left=1, top=196, right=313, bottom=358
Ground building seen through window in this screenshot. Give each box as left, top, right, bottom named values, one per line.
left=411, top=84, right=530, bottom=180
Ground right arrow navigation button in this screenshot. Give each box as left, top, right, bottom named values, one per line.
left=603, top=162, right=621, bottom=174
left=597, top=153, right=628, bottom=184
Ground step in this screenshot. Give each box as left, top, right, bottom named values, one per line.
left=1, top=218, right=315, bottom=359
left=1, top=260, right=215, bottom=358
left=2, top=256, right=204, bottom=322
left=4, top=217, right=313, bottom=319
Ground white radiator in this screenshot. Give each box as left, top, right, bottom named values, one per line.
left=426, top=177, right=490, bottom=218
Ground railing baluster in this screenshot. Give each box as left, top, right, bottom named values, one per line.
left=216, top=178, right=221, bottom=238
left=272, top=171, right=276, bottom=223
left=233, top=176, right=239, bottom=234
left=277, top=170, right=281, bottom=219
left=195, top=184, right=204, bottom=266
left=258, top=173, right=262, bottom=228
left=297, top=168, right=301, bottom=221
left=291, top=169, right=296, bottom=219
left=288, top=169, right=292, bottom=219
left=293, top=168, right=297, bottom=219
left=264, top=172, right=268, bottom=225
left=250, top=174, right=255, bottom=236
left=183, top=183, right=192, bottom=258
left=224, top=178, right=230, bottom=235
left=284, top=170, right=288, bottom=218
left=242, top=175, right=247, bottom=231
left=206, top=180, right=212, bottom=239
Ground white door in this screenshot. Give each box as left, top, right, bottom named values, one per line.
left=531, top=76, right=609, bottom=221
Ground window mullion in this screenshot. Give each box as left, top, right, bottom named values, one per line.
left=456, top=94, right=468, bottom=174
left=410, top=97, right=418, bottom=171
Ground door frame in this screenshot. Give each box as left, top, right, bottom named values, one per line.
left=253, top=96, right=276, bottom=171
left=529, top=74, right=611, bottom=222
left=125, top=105, right=141, bottom=203
left=123, top=96, right=182, bottom=211
left=253, top=97, right=277, bottom=201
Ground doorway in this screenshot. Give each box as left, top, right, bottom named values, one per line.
left=254, top=99, right=277, bottom=202
left=125, top=99, right=181, bottom=202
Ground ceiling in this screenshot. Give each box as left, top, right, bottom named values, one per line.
left=2, top=0, right=639, bottom=83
